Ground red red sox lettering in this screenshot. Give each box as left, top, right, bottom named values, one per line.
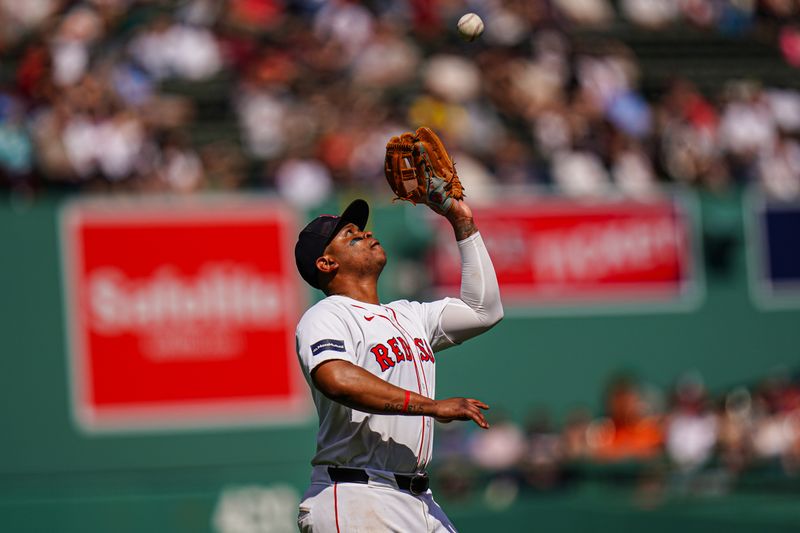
left=370, top=337, right=436, bottom=372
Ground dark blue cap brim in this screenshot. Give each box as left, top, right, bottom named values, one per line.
left=330, top=199, right=369, bottom=244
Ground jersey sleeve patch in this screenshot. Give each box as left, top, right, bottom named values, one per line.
left=310, top=338, right=346, bottom=356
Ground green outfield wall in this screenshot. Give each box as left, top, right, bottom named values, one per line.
left=0, top=190, right=798, bottom=533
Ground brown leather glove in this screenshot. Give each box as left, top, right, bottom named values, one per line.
left=384, top=127, right=464, bottom=215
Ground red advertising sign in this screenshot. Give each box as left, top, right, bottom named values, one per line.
left=433, top=197, right=696, bottom=306
left=61, top=197, right=309, bottom=431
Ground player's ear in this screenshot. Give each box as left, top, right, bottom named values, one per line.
left=316, top=255, right=339, bottom=274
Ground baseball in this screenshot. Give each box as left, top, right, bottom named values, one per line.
left=457, top=13, right=484, bottom=42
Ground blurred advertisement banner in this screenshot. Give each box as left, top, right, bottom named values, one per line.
left=747, top=190, right=800, bottom=310
left=433, top=195, right=699, bottom=310
left=60, top=196, right=309, bottom=432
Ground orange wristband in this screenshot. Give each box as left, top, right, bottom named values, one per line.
left=402, top=391, right=410, bottom=412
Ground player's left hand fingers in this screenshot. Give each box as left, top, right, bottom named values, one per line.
left=469, top=409, right=489, bottom=429
left=463, top=404, right=489, bottom=429
left=467, top=399, right=489, bottom=410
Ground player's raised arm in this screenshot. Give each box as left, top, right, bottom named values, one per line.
left=384, top=127, right=503, bottom=344
left=439, top=202, right=504, bottom=343
left=312, top=359, right=490, bottom=428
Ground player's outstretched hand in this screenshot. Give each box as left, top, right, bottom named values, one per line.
left=433, top=397, right=490, bottom=429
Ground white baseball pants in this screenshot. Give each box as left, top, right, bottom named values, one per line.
left=297, top=467, right=457, bottom=532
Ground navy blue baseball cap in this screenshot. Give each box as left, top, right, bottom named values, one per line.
left=295, top=199, right=370, bottom=289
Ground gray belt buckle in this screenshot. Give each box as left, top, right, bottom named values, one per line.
left=409, top=473, right=429, bottom=495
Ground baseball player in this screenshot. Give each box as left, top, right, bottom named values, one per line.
left=294, top=129, right=502, bottom=532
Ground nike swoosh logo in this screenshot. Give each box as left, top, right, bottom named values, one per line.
left=364, top=316, right=375, bottom=321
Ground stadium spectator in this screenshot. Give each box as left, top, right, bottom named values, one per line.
left=519, top=407, right=565, bottom=490
left=468, top=408, right=526, bottom=475
left=0, top=93, right=33, bottom=187
left=665, top=373, right=718, bottom=473
left=587, top=374, right=664, bottom=462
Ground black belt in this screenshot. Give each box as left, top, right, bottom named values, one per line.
left=327, top=466, right=430, bottom=495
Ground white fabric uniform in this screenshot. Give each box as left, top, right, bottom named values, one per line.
left=297, top=469, right=455, bottom=532
left=296, top=232, right=502, bottom=532
left=298, top=294, right=454, bottom=471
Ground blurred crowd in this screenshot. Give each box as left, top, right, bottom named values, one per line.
left=431, top=368, right=800, bottom=508
left=1, top=0, right=800, bottom=204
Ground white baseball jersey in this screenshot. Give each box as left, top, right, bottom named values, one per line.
left=296, top=294, right=458, bottom=473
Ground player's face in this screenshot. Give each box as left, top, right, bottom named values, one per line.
left=324, top=223, right=386, bottom=275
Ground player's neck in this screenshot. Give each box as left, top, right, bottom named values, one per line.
left=327, top=279, right=380, bottom=305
